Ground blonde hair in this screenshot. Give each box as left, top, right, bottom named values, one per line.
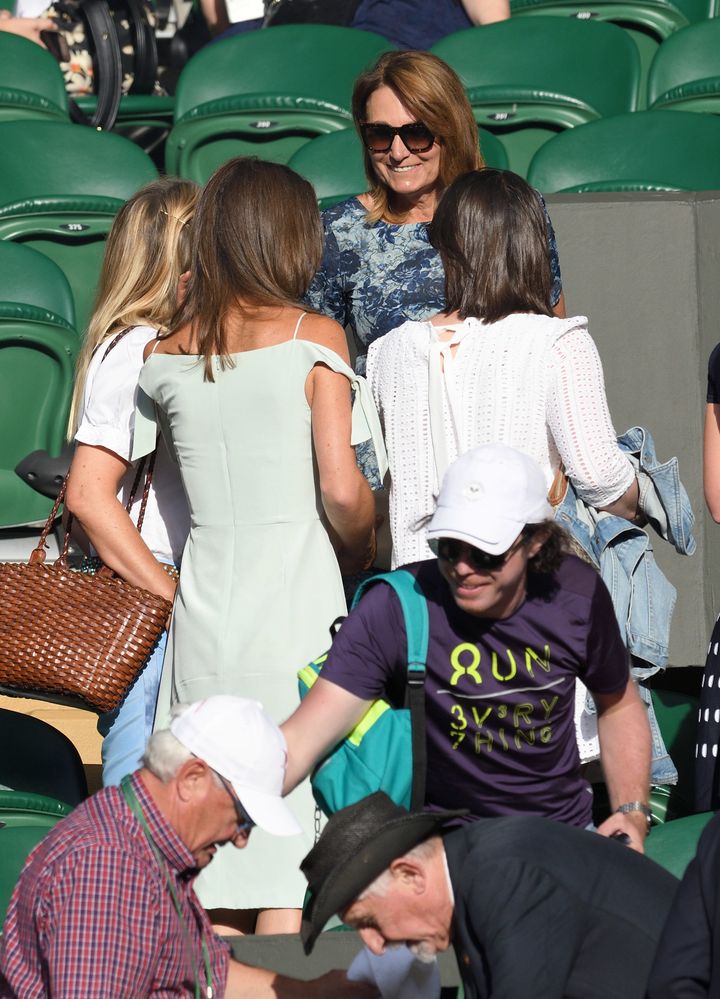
left=351, top=51, right=484, bottom=225
left=173, top=157, right=323, bottom=382
left=67, top=177, right=199, bottom=436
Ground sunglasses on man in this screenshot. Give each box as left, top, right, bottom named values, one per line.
left=216, top=772, right=255, bottom=834
left=436, top=534, right=528, bottom=573
left=360, top=121, right=435, bottom=154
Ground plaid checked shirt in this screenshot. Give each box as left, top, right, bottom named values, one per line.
left=0, top=773, right=230, bottom=998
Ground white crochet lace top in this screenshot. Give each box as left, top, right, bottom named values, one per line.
left=366, top=313, right=635, bottom=568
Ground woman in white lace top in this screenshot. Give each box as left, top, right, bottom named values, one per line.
left=367, top=168, right=640, bottom=568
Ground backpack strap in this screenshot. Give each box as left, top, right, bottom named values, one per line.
left=351, top=570, right=428, bottom=811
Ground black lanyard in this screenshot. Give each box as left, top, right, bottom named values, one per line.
left=120, top=776, right=214, bottom=999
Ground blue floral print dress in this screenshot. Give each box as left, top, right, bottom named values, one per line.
left=304, top=195, right=563, bottom=377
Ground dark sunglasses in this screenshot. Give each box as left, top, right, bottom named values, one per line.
left=436, top=535, right=525, bottom=573
left=360, top=121, right=435, bottom=154
left=216, top=773, right=255, bottom=833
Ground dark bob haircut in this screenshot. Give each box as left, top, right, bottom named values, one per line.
left=428, top=168, right=554, bottom=323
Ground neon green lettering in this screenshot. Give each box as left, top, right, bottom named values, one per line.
left=524, top=645, right=552, bottom=677
left=513, top=703, right=533, bottom=727
left=540, top=695, right=559, bottom=720
left=450, top=643, right=482, bottom=686
left=475, top=731, right=493, bottom=753
left=491, top=649, right=517, bottom=682
left=471, top=705, right=492, bottom=728
left=514, top=727, right=536, bottom=749
left=450, top=704, right=467, bottom=750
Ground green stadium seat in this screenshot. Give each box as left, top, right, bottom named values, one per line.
left=287, top=125, right=509, bottom=210
left=527, top=109, right=720, bottom=192
left=0, top=119, right=158, bottom=333
left=645, top=811, right=713, bottom=879
left=648, top=19, right=720, bottom=112
left=165, top=24, right=394, bottom=181
left=0, top=790, right=73, bottom=925
left=509, top=0, right=715, bottom=107
left=431, top=18, right=640, bottom=177
left=0, top=33, right=69, bottom=123
left=74, top=93, right=176, bottom=167
left=648, top=687, right=699, bottom=823
left=0, top=242, right=78, bottom=527
left=0, top=708, right=89, bottom=807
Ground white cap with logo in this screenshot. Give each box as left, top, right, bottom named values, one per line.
left=170, top=695, right=302, bottom=837
left=427, top=444, right=553, bottom=556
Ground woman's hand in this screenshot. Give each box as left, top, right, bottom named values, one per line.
left=65, top=443, right=177, bottom=602
left=0, top=11, right=58, bottom=46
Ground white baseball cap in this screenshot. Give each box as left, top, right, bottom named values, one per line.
left=427, top=444, right=553, bottom=556
left=170, top=696, right=302, bottom=837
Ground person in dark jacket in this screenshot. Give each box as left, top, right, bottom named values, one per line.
left=647, top=812, right=720, bottom=998
left=301, top=792, right=678, bottom=999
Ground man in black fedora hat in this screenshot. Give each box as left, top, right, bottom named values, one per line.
left=301, top=792, right=678, bottom=999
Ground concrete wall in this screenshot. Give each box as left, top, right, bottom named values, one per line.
left=546, top=192, right=720, bottom=667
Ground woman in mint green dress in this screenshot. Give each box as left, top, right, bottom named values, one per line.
left=133, top=158, right=383, bottom=934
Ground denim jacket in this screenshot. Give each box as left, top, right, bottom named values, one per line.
left=556, top=427, right=696, bottom=785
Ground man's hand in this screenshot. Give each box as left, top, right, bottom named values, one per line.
left=0, top=11, right=58, bottom=47
left=596, top=809, right=649, bottom=853
left=595, top=681, right=651, bottom=855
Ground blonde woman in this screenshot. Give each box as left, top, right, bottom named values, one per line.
left=65, top=177, right=198, bottom=788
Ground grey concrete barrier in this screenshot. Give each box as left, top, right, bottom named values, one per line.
left=546, top=191, right=720, bottom=668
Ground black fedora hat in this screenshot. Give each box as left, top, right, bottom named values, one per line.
left=300, top=792, right=466, bottom=954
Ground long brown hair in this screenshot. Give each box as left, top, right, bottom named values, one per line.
left=172, top=157, right=323, bottom=381
left=429, top=168, right=554, bottom=322
left=352, top=50, right=483, bottom=224
left=67, top=177, right=198, bottom=436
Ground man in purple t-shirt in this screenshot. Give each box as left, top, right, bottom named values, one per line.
left=283, top=444, right=652, bottom=851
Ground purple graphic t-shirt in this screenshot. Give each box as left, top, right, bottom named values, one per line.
left=321, top=556, right=629, bottom=828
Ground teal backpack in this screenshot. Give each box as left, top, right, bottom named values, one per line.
left=297, top=569, right=429, bottom=817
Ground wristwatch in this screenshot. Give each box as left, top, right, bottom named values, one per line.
left=615, top=801, right=652, bottom=832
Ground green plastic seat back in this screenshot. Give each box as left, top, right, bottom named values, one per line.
left=528, top=109, right=720, bottom=192
left=649, top=687, right=699, bottom=821
left=0, top=241, right=76, bottom=327
left=166, top=25, right=394, bottom=179
left=0, top=790, right=73, bottom=925
left=0, top=323, right=78, bottom=527
left=509, top=0, right=714, bottom=108
left=74, top=92, right=175, bottom=126
left=0, top=708, right=89, bottom=807
left=0, top=245, right=78, bottom=526
left=510, top=0, right=713, bottom=39
left=287, top=126, right=509, bottom=209
left=645, top=811, right=714, bottom=879
left=0, top=120, right=158, bottom=331
left=648, top=19, right=720, bottom=110
left=288, top=128, right=368, bottom=209
left=0, top=34, right=69, bottom=122
left=431, top=18, right=640, bottom=176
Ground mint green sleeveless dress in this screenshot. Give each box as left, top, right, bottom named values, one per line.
left=133, top=320, right=386, bottom=909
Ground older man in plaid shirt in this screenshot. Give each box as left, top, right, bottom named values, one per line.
left=0, top=697, right=375, bottom=999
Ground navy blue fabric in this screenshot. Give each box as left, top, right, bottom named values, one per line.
left=352, top=0, right=472, bottom=48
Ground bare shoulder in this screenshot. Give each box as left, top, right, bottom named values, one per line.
left=297, top=312, right=350, bottom=363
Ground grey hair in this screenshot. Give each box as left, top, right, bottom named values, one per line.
left=142, top=702, right=195, bottom=782
left=357, top=837, right=439, bottom=901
